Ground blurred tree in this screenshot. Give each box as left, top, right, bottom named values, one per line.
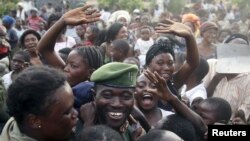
left=0, top=0, right=19, bottom=17
left=98, top=0, right=143, bottom=12
left=231, top=0, right=250, bottom=10
left=167, top=0, right=186, bottom=14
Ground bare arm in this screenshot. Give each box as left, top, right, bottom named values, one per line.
left=155, top=20, right=199, bottom=89
left=144, top=70, right=207, bottom=134
left=37, top=5, right=100, bottom=69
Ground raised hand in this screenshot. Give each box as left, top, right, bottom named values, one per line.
left=61, top=5, right=101, bottom=26
left=144, top=70, right=176, bottom=102
left=155, top=19, right=193, bottom=38
left=79, top=101, right=96, bottom=127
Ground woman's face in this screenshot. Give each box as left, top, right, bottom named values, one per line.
left=203, top=29, right=218, bottom=44
left=85, top=27, right=95, bottom=41
left=39, top=82, right=78, bottom=140
left=115, top=26, right=128, bottom=40
left=135, top=74, right=159, bottom=111
left=76, top=25, right=85, bottom=38
left=64, top=50, right=91, bottom=86
left=117, top=17, right=128, bottom=27
left=24, top=33, right=39, bottom=53
left=147, top=53, right=175, bottom=80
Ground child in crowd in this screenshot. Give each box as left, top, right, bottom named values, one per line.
left=83, top=25, right=99, bottom=46
left=134, top=26, right=154, bottom=69
left=110, top=39, right=130, bottom=62
left=194, top=97, right=232, bottom=125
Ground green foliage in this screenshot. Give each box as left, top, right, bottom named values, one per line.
left=0, top=0, right=19, bottom=17
left=167, top=0, right=186, bottom=14
left=231, top=0, right=250, bottom=9
left=98, top=0, right=143, bottom=12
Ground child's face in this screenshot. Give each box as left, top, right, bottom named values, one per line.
left=85, top=27, right=95, bottom=41
left=194, top=102, right=217, bottom=125
left=141, top=28, right=150, bottom=41
left=76, top=26, right=85, bottom=37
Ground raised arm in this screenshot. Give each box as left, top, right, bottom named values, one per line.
left=144, top=70, right=207, bottom=134
left=37, top=5, right=100, bottom=68
left=155, top=20, right=199, bottom=89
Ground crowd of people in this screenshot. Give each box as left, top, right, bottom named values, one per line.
left=0, top=0, right=250, bottom=141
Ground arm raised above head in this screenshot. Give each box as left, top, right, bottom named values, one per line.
left=37, top=5, right=101, bottom=69
left=155, top=20, right=199, bottom=89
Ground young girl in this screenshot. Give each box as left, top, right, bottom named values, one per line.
left=134, top=26, right=154, bottom=69
left=83, top=25, right=99, bottom=46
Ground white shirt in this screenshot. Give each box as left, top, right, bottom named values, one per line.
left=54, top=36, right=76, bottom=53
left=2, top=71, right=13, bottom=90
left=182, top=83, right=207, bottom=106
left=134, top=38, right=154, bottom=68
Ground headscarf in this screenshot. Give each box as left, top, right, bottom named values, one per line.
left=200, top=21, right=218, bottom=37
left=182, top=13, right=200, bottom=37
left=2, top=16, right=16, bottom=26
left=145, top=37, right=176, bottom=66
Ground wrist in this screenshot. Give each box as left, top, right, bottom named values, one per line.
left=58, top=17, right=67, bottom=27
left=184, top=33, right=195, bottom=41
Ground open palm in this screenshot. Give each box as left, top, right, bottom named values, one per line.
left=62, top=5, right=101, bottom=25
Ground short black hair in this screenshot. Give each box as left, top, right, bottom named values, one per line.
left=78, top=125, right=124, bottom=141
left=47, top=14, right=62, bottom=28
left=20, top=29, right=41, bottom=48
left=7, top=66, right=66, bottom=125
left=112, top=39, right=130, bottom=55
left=158, top=114, right=197, bottom=141
left=201, top=97, right=232, bottom=123
left=13, top=50, right=31, bottom=63
left=137, top=129, right=182, bottom=141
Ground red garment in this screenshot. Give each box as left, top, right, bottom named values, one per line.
left=27, top=16, right=44, bottom=31
left=83, top=40, right=94, bottom=46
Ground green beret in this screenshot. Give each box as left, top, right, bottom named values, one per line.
left=90, top=62, right=138, bottom=87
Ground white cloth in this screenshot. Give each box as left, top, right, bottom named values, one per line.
left=182, top=83, right=207, bottom=106
left=0, top=117, right=37, bottom=141
left=100, top=10, right=111, bottom=23
left=134, top=38, right=154, bottom=68
left=2, top=71, right=13, bottom=90
left=54, top=36, right=76, bottom=53
left=13, top=28, right=25, bottom=39
left=160, top=108, right=174, bottom=118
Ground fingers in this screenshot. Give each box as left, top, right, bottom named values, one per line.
left=81, top=4, right=94, bottom=11
left=154, top=71, right=166, bottom=84
left=163, top=19, right=174, bottom=24
left=144, top=70, right=158, bottom=84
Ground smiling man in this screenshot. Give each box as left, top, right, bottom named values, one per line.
left=89, top=62, right=143, bottom=141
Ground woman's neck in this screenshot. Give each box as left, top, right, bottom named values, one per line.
left=202, top=39, right=213, bottom=47
left=141, top=107, right=162, bottom=127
